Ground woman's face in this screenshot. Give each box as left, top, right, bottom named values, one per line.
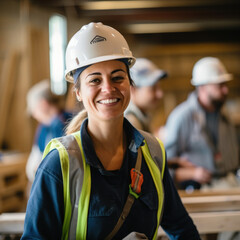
left=76, top=60, right=131, bottom=121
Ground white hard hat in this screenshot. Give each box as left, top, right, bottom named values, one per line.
left=130, top=58, right=167, bottom=87
left=191, top=57, right=233, bottom=86
left=65, top=22, right=136, bottom=83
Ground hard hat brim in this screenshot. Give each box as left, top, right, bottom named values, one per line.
left=191, top=73, right=233, bottom=86
left=65, top=55, right=136, bottom=83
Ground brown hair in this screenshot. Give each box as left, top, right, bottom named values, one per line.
left=65, top=109, right=88, bottom=135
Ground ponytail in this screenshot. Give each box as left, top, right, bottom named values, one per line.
left=65, top=109, right=88, bottom=135
left=65, top=76, right=88, bottom=135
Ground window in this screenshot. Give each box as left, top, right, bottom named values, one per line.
left=49, top=14, right=67, bottom=95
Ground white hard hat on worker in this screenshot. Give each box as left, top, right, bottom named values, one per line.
left=191, top=57, right=233, bottom=86
left=65, top=22, right=136, bottom=83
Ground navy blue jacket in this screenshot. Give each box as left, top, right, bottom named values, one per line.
left=21, top=119, right=200, bottom=240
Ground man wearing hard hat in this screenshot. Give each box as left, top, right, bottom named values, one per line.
left=125, top=58, right=167, bottom=132
left=162, top=57, right=239, bottom=191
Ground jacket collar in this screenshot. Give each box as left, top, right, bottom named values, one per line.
left=80, top=118, right=144, bottom=170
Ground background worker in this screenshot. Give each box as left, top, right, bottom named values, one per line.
left=125, top=58, right=167, bottom=132
left=25, top=79, right=72, bottom=183
left=161, top=57, right=240, bottom=190
left=22, top=22, right=200, bottom=240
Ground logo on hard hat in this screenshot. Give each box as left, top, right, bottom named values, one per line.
left=90, top=35, right=106, bottom=44
left=75, top=57, right=80, bottom=65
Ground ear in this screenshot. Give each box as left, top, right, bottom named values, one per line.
left=75, top=89, right=82, bottom=102
left=40, top=98, right=51, bottom=110
left=130, top=85, right=136, bottom=94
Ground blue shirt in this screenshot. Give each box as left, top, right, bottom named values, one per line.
left=35, top=111, right=72, bottom=152
left=21, top=118, right=200, bottom=240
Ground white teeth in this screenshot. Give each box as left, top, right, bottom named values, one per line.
left=99, top=98, right=118, bottom=104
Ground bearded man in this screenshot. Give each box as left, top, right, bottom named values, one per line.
left=162, top=57, right=239, bottom=191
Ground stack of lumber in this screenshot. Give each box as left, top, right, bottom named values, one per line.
left=0, top=152, right=28, bottom=213
left=158, top=189, right=240, bottom=236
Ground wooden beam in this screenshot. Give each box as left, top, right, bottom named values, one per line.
left=1, top=210, right=240, bottom=235
left=0, top=51, right=21, bottom=147
left=179, top=189, right=240, bottom=213
left=0, top=153, right=28, bottom=213
left=1, top=189, right=240, bottom=235
left=0, top=212, right=25, bottom=234
left=158, top=211, right=240, bottom=236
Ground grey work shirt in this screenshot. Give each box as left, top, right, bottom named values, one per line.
left=125, top=102, right=151, bottom=132
left=164, top=91, right=239, bottom=177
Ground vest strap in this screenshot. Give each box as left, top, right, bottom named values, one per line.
left=139, top=130, right=164, bottom=176
left=105, top=147, right=143, bottom=240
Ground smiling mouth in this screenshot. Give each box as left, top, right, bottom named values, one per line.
left=98, top=98, right=119, bottom=104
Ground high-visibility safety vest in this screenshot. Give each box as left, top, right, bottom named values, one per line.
left=43, top=130, right=165, bottom=240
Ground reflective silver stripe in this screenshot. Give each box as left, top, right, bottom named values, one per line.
left=139, top=130, right=164, bottom=174
left=58, top=134, right=84, bottom=240
left=139, top=130, right=165, bottom=238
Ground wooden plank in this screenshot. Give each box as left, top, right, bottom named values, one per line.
left=0, top=213, right=25, bottom=234
left=192, top=211, right=240, bottom=233
left=1, top=188, right=240, bottom=233
left=182, top=195, right=240, bottom=212
left=0, top=192, right=25, bottom=213
left=178, top=189, right=240, bottom=197
left=0, top=51, right=20, bottom=147
left=0, top=180, right=27, bottom=197
left=1, top=210, right=240, bottom=235
left=158, top=211, right=240, bottom=236
left=0, top=153, right=28, bottom=194
left=0, top=152, right=28, bottom=213
left=178, top=189, right=240, bottom=212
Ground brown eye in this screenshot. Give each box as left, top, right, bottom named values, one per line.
left=112, top=76, right=124, bottom=82
left=89, top=78, right=101, bottom=84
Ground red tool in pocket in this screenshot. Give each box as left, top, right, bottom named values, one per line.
left=130, top=168, right=144, bottom=195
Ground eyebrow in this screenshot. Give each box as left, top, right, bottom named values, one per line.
left=112, top=69, right=126, bottom=74
left=86, top=69, right=126, bottom=78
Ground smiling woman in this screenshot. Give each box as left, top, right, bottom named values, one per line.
left=21, top=22, right=201, bottom=240
left=75, top=60, right=131, bottom=123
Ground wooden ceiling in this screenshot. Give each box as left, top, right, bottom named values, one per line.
left=30, top=0, right=240, bottom=42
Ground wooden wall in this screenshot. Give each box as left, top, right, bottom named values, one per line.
left=0, top=0, right=51, bottom=152
left=0, top=0, right=239, bottom=152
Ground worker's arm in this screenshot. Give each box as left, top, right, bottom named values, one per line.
left=21, top=149, right=64, bottom=239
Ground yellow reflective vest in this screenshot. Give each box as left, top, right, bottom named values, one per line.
left=43, top=130, right=165, bottom=240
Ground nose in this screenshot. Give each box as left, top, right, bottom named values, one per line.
left=101, top=79, right=116, bottom=93
left=155, top=88, right=164, bottom=99
left=221, top=84, right=229, bottom=95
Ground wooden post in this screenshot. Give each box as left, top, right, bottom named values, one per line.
left=0, top=51, right=21, bottom=147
